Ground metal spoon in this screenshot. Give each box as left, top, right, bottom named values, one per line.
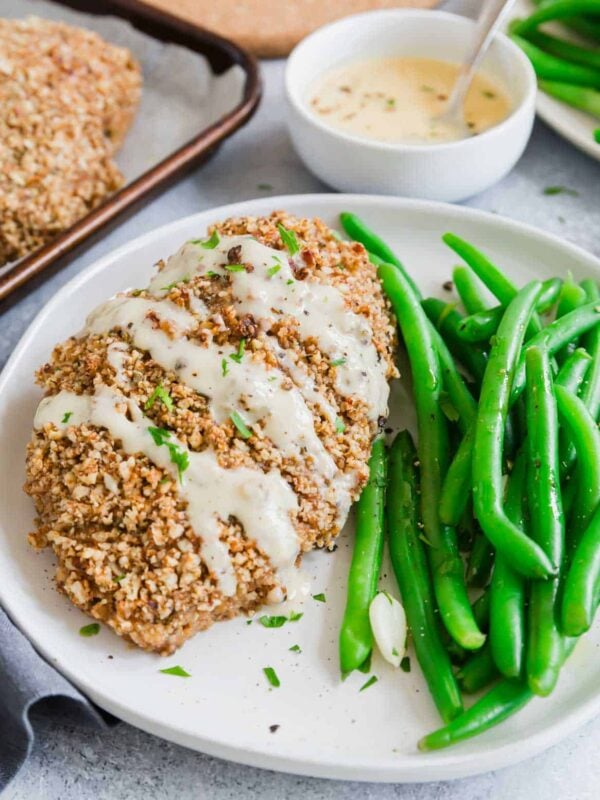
left=436, top=0, right=517, bottom=137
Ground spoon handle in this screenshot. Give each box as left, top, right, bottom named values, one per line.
left=446, top=0, right=517, bottom=117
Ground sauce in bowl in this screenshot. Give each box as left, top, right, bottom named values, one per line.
left=308, top=57, right=511, bottom=145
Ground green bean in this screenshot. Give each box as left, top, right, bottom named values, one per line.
left=555, top=276, right=588, bottom=363
left=379, top=264, right=485, bottom=649
left=418, top=636, right=581, bottom=750
left=339, top=212, right=421, bottom=299
left=453, top=265, right=489, bottom=314
left=579, top=280, right=600, bottom=420
left=418, top=679, right=533, bottom=751
left=439, top=428, right=475, bottom=526
left=512, top=1, right=600, bottom=38
left=442, top=304, right=600, bottom=529
left=540, top=81, right=600, bottom=117
left=595, top=128, right=600, bottom=143
left=511, top=303, right=600, bottom=400
left=387, top=431, right=464, bottom=723
left=555, top=386, right=600, bottom=545
left=525, top=346, right=565, bottom=696
left=522, top=28, right=600, bottom=70
left=457, top=644, right=499, bottom=694
left=512, top=35, right=600, bottom=89
left=466, top=531, right=494, bottom=588
left=339, top=437, right=386, bottom=675
left=557, top=349, right=593, bottom=474
left=473, top=282, right=556, bottom=579
left=562, top=502, right=600, bottom=635
left=564, top=16, right=600, bottom=43
left=422, top=298, right=488, bottom=384
left=458, top=278, right=562, bottom=344
left=442, top=233, right=543, bottom=340
left=490, top=450, right=527, bottom=679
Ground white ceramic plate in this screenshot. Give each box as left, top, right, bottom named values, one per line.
left=2, top=195, right=600, bottom=783
left=512, top=0, right=600, bottom=161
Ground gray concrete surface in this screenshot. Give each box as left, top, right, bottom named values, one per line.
left=2, top=25, right=600, bottom=800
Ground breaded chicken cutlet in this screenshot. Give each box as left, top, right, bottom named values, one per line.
left=25, top=212, right=397, bottom=655
left=0, top=16, right=141, bottom=264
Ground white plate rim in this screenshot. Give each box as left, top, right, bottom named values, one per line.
left=2, top=193, right=600, bottom=783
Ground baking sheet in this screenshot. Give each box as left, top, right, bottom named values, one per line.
left=2, top=0, right=246, bottom=183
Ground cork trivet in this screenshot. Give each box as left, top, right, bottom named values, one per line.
left=142, top=0, right=439, bottom=57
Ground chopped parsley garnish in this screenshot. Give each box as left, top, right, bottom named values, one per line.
left=79, top=623, right=100, bottom=637
left=61, top=411, right=73, bottom=424
left=386, top=97, right=396, bottom=108
left=312, top=592, right=326, bottom=603
left=268, top=375, right=278, bottom=383
left=400, top=656, right=411, bottom=673
left=225, top=264, right=246, bottom=272
left=267, top=263, right=281, bottom=278
left=160, top=665, right=191, bottom=678
left=259, top=615, right=287, bottom=628
left=330, top=357, right=346, bottom=367
left=145, top=384, right=174, bottom=412
left=131, top=289, right=143, bottom=296
left=230, top=410, right=252, bottom=439
left=543, top=186, right=579, bottom=197
left=359, top=675, right=378, bottom=692
left=114, top=574, right=126, bottom=583
left=221, top=358, right=229, bottom=377
left=147, top=426, right=189, bottom=481
left=257, top=182, right=273, bottom=191
left=335, top=417, right=346, bottom=434
left=263, top=667, right=280, bottom=688
left=206, top=270, right=220, bottom=278
left=161, top=276, right=189, bottom=291
left=286, top=279, right=295, bottom=286
left=289, top=644, right=302, bottom=653
left=230, top=338, right=246, bottom=364
left=277, top=223, right=300, bottom=257
left=196, top=230, right=220, bottom=249
left=289, top=610, right=303, bottom=622
left=246, top=619, right=252, bottom=625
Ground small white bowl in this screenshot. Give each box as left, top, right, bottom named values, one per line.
left=285, top=10, right=537, bottom=202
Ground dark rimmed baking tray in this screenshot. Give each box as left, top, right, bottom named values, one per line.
left=0, top=0, right=261, bottom=305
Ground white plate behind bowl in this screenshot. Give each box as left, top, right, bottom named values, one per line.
left=511, top=0, right=600, bottom=162
left=2, top=195, right=600, bottom=783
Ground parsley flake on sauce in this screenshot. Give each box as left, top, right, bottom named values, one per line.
left=263, top=667, right=281, bottom=688
left=160, top=665, right=191, bottom=678
left=61, top=411, right=73, bottom=424
left=79, top=623, right=100, bottom=637
left=230, top=410, right=253, bottom=439
left=313, top=593, right=326, bottom=603
left=288, top=611, right=303, bottom=622
left=147, top=427, right=189, bottom=481
left=145, top=384, right=174, bottom=412
left=267, top=263, right=281, bottom=279
left=196, top=230, right=220, bottom=249
left=230, top=338, right=246, bottom=364
left=289, top=644, right=302, bottom=653
left=400, top=656, right=411, bottom=673
left=330, top=357, right=346, bottom=367
left=335, top=417, right=346, bottom=434
left=277, top=223, right=300, bottom=257
left=225, top=264, right=246, bottom=272
left=221, top=358, right=229, bottom=377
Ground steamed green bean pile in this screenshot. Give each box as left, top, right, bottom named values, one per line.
left=509, top=0, right=600, bottom=140
left=338, top=211, right=600, bottom=751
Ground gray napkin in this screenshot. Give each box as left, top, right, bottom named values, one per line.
left=0, top=607, right=114, bottom=791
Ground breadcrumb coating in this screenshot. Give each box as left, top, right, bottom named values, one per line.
left=25, top=212, right=397, bottom=654
left=0, top=17, right=141, bottom=264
